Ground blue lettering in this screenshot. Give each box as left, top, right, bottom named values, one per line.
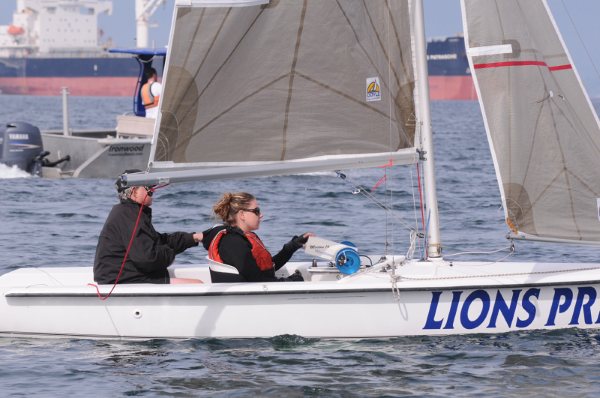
left=488, top=290, right=521, bottom=328
left=444, top=291, right=462, bottom=329
left=461, top=290, right=490, bottom=329
left=424, top=291, right=444, bottom=329
left=516, top=288, right=540, bottom=328
left=571, top=286, right=597, bottom=325
left=546, top=288, right=573, bottom=326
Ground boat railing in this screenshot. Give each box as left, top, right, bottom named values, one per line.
left=115, top=115, right=155, bottom=139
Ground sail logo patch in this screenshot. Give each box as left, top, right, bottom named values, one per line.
left=366, top=77, right=381, bottom=102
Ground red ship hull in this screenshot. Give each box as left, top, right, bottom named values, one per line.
left=0, top=77, right=137, bottom=96
left=428, top=76, right=477, bottom=101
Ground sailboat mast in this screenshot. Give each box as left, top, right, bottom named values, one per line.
left=413, top=0, right=442, bottom=258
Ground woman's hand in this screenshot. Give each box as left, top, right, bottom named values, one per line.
left=193, top=232, right=203, bottom=243
left=301, top=232, right=315, bottom=242
left=295, top=232, right=315, bottom=245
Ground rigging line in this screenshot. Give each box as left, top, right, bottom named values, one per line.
left=384, top=166, right=390, bottom=254
left=486, top=249, right=515, bottom=264
left=360, top=255, right=374, bottom=267
left=405, top=229, right=418, bottom=260
left=558, top=0, right=600, bottom=83
left=408, top=165, right=422, bottom=257
left=337, top=171, right=415, bottom=231
left=424, top=208, right=431, bottom=259
left=35, top=269, right=64, bottom=286
left=443, top=244, right=514, bottom=258
left=415, top=162, right=425, bottom=234
left=356, top=187, right=414, bottom=232
left=415, top=161, right=426, bottom=258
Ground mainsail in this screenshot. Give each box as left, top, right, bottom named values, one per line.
left=141, top=0, right=417, bottom=183
left=462, top=0, right=600, bottom=244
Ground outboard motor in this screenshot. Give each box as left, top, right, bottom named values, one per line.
left=0, top=122, right=44, bottom=174
left=30, top=151, right=71, bottom=177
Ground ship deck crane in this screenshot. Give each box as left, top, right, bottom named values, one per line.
left=135, top=0, right=167, bottom=48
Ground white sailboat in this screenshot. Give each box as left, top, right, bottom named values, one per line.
left=2, top=0, right=600, bottom=338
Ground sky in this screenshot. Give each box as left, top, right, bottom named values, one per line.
left=1, top=0, right=599, bottom=96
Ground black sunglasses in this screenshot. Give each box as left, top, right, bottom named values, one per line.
left=242, top=207, right=261, bottom=216
left=140, top=186, right=155, bottom=197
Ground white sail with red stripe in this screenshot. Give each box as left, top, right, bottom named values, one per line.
left=461, top=0, right=600, bottom=244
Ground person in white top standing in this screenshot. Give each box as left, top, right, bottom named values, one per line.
left=141, top=67, right=162, bottom=119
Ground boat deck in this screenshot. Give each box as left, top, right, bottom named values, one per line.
left=3, top=259, right=600, bottom=296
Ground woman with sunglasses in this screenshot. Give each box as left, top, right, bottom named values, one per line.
left=204, top=192, right=311, bottom=283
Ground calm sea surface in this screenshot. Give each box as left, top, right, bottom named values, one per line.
left=1, top=96, right=600, bottom=396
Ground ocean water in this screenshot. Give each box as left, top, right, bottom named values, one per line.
left=1, top=96, right=600, bottom=396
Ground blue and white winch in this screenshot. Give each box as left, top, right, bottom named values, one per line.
left=304, top=237, right=361, bottom=275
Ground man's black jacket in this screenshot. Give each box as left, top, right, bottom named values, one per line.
left=93, top=200, right=197, bottom=284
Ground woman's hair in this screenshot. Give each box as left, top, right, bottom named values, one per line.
left=213, top=192, right=256, bottom=225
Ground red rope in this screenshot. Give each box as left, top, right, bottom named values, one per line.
left=371, top=174, right=387, bottom=191
left=372, top=159, right=394, bottom=191
left=88, top=184, right=169, bottom=300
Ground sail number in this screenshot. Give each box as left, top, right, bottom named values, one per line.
left=424, top=287, right=599, bottom=330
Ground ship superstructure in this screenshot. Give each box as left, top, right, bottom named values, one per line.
left=0, top=0, right=112, bottom=58
left=0, top=0, right=165, bottom=96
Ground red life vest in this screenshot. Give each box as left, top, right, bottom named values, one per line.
left=141, top=82, right=159, bottom=109
left=208, top=229, right=274, bottom=271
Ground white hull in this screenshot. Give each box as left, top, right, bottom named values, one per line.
left=2, top=259, right=600, bottom=338
left=41, top=130, right=151, bottom=179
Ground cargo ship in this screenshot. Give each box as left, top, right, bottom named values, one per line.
left=0, top=0, right=160, bottom=96
left=427, top=35, right=477, bottom=100
left=0, top=0, right=475, bottom=100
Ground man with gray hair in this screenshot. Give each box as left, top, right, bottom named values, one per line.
left=93, top=169, right=203, bottom=285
